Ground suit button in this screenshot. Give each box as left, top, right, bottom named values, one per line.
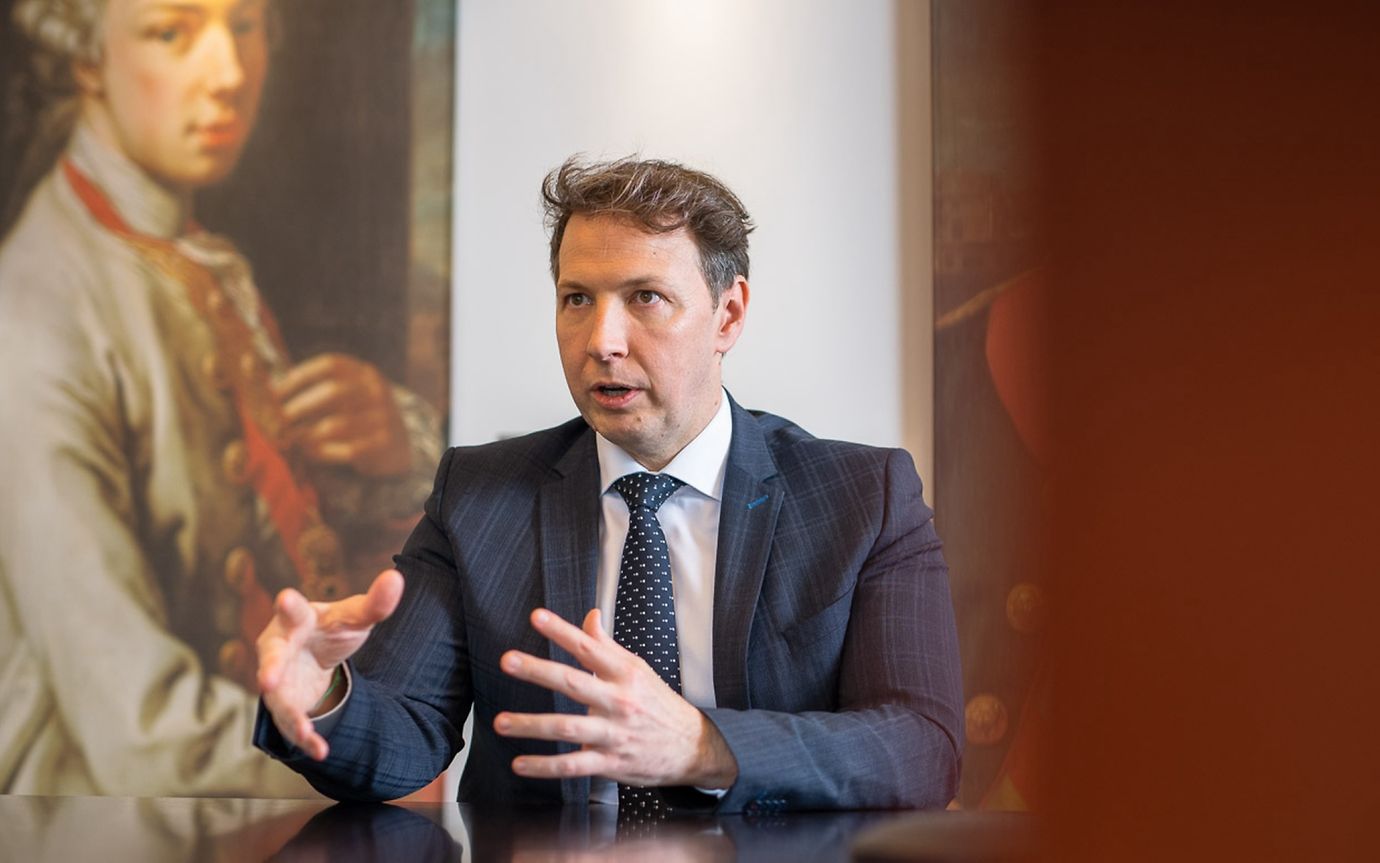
left=1006, top=582, right=1046, bottom=634
left=965, top=693, right=1009, bottom=746
left=224, top=547, right=256, bottom=591
left=221, top=439, right=249, bottom=484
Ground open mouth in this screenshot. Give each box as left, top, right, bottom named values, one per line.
left=597, top=385, right=631, bottom=397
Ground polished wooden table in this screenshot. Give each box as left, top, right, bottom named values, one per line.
left=0, top=795, right=1034, bottom=862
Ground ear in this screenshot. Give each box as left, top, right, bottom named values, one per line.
left=713, top=276, right=749, bottom=355
left=72, top=58, right=104, bottom=98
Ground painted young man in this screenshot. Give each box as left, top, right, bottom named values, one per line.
left=0, top=0, right=439, bottom=795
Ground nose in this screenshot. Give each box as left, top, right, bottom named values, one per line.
left=586, top=299, right=628, bottom=362
left=202, top=23, right=247, bottom=94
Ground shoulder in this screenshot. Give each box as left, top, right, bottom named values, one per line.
left=0, top=167, right=138, bottom=334
left=735, top=406, right=934, bottom=555
left=436, top=417, right=591, bottom=492
left=741, top=406, right=916, bottom=482
left=1, top=166, right=113, bottom=277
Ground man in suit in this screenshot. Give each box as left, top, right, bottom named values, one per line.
left=255, top=157, right=963, bottom=813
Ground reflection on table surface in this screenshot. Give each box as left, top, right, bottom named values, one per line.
left=0, top=795, right=1034, bottom=862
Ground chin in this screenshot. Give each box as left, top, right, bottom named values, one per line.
left=169, top=154, right=244, bottom=189
left=590, top=419, right=645, bottom=452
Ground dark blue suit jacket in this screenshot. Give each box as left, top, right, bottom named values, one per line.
left=256, top=398, right=963, bottom=812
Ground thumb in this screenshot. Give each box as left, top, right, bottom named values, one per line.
left=319, top=569, right=406, bottom=630
left=363, top=568, right=405, bottom=623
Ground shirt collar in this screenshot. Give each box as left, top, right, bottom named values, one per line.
left=67, top=120, right=192, bottom=240
left=596, top=390, right=733, bottom=501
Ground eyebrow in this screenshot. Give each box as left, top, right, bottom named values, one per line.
left=137, top=0, right=262, bottom=14
left=135, top=3, right=207, bottom=19
left=557, top=276, right=666, bottom=291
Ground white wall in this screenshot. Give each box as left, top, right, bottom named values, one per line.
left=451, top=0, right=909, bottom=452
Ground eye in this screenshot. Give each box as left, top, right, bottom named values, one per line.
left=143, top=20, right=191, bottom=46
left=634, top=290, right=663, bottom=305
left=562, top=293, right=591, bottom=308
left=231, top=10, right=265, bottom=37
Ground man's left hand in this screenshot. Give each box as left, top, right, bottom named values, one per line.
left=494, top=608, right=739, bottom=790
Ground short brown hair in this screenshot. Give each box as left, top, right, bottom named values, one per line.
left=541, top=155, right=755, bottom=305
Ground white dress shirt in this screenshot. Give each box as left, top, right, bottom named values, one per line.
left=589, top=391, right=733, bottom=804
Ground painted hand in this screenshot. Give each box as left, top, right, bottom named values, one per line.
left=256, top=569, right=404, bottom=760
left=494, top=608, right=739, bottom=789
left=275, top=352, right=411, bottom=477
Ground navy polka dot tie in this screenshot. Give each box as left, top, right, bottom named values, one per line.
left=612, top=471, right=684, bottom=819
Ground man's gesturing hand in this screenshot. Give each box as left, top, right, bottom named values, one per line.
left=256, top=569, right=404, bottom=761
left=493, top=608, right=739, bottom=790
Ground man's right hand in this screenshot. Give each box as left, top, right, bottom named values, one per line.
left=256, top=569, right=404, bottom=760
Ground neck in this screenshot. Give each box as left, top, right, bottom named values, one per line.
left=633, top=389, right=725, bottom=473
left=70, top=108, right=193, bottom=239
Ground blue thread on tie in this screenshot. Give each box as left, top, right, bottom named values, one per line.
left=746, top=495, right=769, bottom=510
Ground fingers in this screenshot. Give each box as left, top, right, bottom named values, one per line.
left=493, top=711, right=612, bottom=746
left=276, top=354, right=389, bottom=426
left=284, top=401, right=410, bottom=477
left=510, top=749, right=610, bottom=780
left=296, top=723, right=330, bottom=761
left=296, top=414, right=354, bottom=448
left=269, top=699, right=331, bottom=762
left=365, top=568, right=405, bottom=619
left=307, top=427, right=407, bottom=474
left=500, top=649, right=616, bottom=710
left=272, top=353, right=355, bottom=402
left=256, top=589, right=315, bottom=692
left=528, top=608, right=629, bottom=679
left=276, top=587, right=315, bottom=632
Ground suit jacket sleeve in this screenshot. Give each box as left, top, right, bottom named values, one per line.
left=254, top=448, right=472, bottom=801
left=697, top=448, right=963, bottom=813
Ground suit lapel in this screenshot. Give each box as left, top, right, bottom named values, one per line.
left=713, top=397, right=783, bottom=710
left=537, top=427, right=600, bottom=803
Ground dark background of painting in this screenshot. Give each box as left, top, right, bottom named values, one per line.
left=199, top=0, right=414, bottom=384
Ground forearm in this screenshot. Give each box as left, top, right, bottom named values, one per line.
left=703, top=704, right=959, bottom=812
left=256, top=456, right=471, bottom=801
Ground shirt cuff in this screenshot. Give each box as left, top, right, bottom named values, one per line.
left=310, top=663, right=352, bottom=738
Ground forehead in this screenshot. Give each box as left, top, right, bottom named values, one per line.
left=106, top=0, right=266, bottom=17
left=557, top=213, right=703, bottom=285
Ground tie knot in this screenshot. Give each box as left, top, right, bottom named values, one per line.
left=614, top=472, right=684, bottom=513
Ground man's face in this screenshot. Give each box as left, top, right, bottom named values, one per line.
left=79, top=0, right=269, bottom=189
left=556, top=214, right=748, bottom=471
